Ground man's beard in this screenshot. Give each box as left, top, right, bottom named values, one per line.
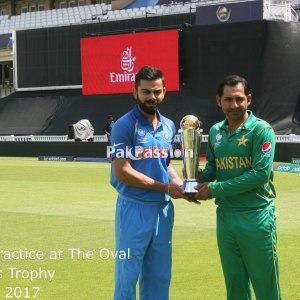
left=136, top=97, right=161, bottom=115
left=227, top=108, right=247, bottom=121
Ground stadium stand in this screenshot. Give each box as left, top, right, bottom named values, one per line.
left=0, top=0, right=298, bottom=34
left=293, top=0, right=300, bottom=20
left=0, top=2, right=195, bottom=34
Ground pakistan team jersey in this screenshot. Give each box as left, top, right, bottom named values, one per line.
left=203, top=111, right=276, bottom=208
left=110, top=105, right=176, bottom=203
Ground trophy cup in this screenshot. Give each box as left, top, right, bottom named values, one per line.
left=180, top=115, right=202, bottom=195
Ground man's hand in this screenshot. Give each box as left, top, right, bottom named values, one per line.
left=194, top=182, right=212, bottom=200
left=182, top=193, right=201, bottom=205
left=167, top=183, right=185, bottom=199
left=167, top=183, right=201, bottom=204
left=197, top=168, right=205, bottom=181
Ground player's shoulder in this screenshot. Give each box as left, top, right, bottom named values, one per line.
left=253, top=116, right=273, bottom=131
left=209, top=120, right=224, bottom=133
left=112, top=109, right=136, bottom=134
left=115, top=108, right=138, bottom=125
left=160, top=114, right=176, bottom=133
left=251, top=115, right=275, bottom=138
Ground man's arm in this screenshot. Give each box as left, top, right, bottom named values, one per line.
left=195, top=126, right=275, bottom=200
left=167, top=162, right=182, bottom=186
left=103, top=123, right=109, bottom=135
left=113, top=158, right=184, bottom=199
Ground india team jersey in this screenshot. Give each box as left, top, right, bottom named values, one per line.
left=110, top=105, right=176, bottom=203
left=203, top=111, right=276, bottom=208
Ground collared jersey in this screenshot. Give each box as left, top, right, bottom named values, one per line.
left=110, top=105, right=176, bottom=203
left=203, top=111, right=276, bottom=208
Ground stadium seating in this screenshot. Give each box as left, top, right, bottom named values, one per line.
left=0, top=2, right=194, bottom=34
left=0, top=0, right=297, bottom=34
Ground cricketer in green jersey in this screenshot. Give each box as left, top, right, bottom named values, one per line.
left=195, top=75, right=281, bottom=300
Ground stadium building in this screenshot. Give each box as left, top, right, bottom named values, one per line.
left=0, top=0, right=299, bottom=161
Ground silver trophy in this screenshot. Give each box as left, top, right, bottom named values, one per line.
left=180, top=115, right=202, bottom=195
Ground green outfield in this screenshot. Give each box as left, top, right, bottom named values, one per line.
left=0, top=158, right=299, bottom=299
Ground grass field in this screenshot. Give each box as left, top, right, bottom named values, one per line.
left=0, top=157, right=299, bottom=300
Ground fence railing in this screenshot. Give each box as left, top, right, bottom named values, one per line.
left=0, top=85, right=15, bottom=99
left=0, top=134, right=299, bottom=143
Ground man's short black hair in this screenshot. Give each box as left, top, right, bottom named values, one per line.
left=217, top=75, right=250, bottom=97
left=135, top=66, right=164, bottom=89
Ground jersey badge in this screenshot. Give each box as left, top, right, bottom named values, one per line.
left=137, top=129, right=146, bottom=136
left=162, top=132, right=171, bottom=142
left=238, top=136, right=248, bottom=147
left=216, top=133, right=222, bottom=142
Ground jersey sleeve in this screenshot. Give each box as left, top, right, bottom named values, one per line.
left=202, top=133, right=217, bottom=182
left=210, top=125, right=275, bottom=198
left=110, top=118, right=133, bottom=160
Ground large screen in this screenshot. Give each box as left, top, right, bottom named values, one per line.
left=80, top=30, right=179, bottom=95
left=112, top=0, right=184, bottom=10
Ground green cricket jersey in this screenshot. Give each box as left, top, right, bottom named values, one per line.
left=203, top=111, right=276, bottom=208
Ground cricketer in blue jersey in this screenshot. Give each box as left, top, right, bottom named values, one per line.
left=110, top=66, right=196, bottom=300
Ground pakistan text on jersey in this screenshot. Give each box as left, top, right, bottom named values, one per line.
left=216, top=156, right=252, bottom=170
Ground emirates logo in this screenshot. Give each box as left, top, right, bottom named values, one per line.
left=110, top=46, right=136, bottom=83
left=121, top=47, right=136, bottom=72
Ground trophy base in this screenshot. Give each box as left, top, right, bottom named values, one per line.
left=183, top=180, right=199, bottom=195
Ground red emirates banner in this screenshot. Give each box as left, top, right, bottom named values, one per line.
left=80, top=30, right=179, bottom=95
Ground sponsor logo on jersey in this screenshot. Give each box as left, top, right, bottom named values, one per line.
left=262, top=142, right=272, bottom=155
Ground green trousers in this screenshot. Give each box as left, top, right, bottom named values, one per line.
left=216, top=203, right=281, bottom=300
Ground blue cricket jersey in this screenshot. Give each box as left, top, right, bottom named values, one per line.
left=110, top=105, right=176, bottom=203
